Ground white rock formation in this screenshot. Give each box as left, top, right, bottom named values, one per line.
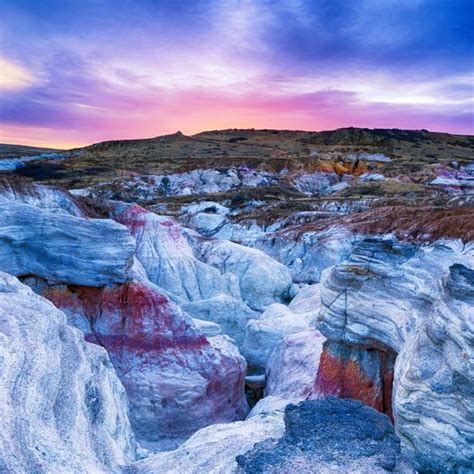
left=129, top=399, right=285, bottom=474
left=0, top=179, right=84, bottom=215
left=358, top=172, right=385, bottom=182
left=111, top=202, right=240, bottom=302
left=194, top=238, right=293, bottom=311
left=396, top=263, right=474, bottom=472
left=111, top=202, right=292, bottom=346
left=253, top=226, right=357, bottom=283
left=0, top=185, right=249, bottom=451
left=184, top=202, right=230, bottom=236
left=317, top=237, right=474, bottom=472
left=242, top=284, right=322, bottom=369
left=265, top=329, right=324, bottom=401
left=0, top=272, right=136, bottom=473
left=247, top=396, right=291, bottom=418
left=87, top=167, right=280, bottom=200
left=182, top=293, right=257, bottom=346
left=0, top=201, right=135, bottom=286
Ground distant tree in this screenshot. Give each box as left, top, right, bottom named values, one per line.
left=160, top=176, right=171, bottom=196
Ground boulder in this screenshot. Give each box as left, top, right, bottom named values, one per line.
left=0, top=186, right=249, bottom=449
left=0, top=272, right=136, bottom=473
left=236, top=398, right=413, bottom=473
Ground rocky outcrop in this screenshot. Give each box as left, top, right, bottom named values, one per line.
left=0, top=196, right=135, bottom=286
left=249, top=204, right=474, bottom=284
left=0, top=178, right=85, bottom=216
left=242, top=284, right=322, bottom=370
left=254, top=226, right=356, bottom=283
left=0, top=272, right=136, bottom=473
left=0, top=184, right=248, bottom=449
left=317, top=237, right=474, bottom=472
left=236, top=398, right=413, bottom=473
left=193, top=238, right=292, bottom=311
left=294, top=170, right=348, bottom=195
left=265, top=330, right=324, bottom=402
left=40, top=278, right=248, bottom=448
left=110, top=202, right=292, bottom=346
left=429, top=163, right=474, bottom=193
left=85, top=167, right=281, bottom=201
left=111, top=203, right=240, bottom=302
left=395, top=263, right=474, bottom=472
left=129, top=399, right=285, bottom=474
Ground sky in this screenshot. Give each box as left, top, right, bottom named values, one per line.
left=0, top=0, right=473, bottom=148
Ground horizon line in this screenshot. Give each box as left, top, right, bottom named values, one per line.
left=2, top=125, right=473, bottom=151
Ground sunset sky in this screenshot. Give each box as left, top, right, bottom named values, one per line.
left=0, top=0, right=473, bottom=148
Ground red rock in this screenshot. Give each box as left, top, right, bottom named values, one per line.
left=41, top=280, right=248, bottom=447
left=311, top=341, right=395, bottom=421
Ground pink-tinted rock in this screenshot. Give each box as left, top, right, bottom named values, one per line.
left=265, top=329, right=324, bottom=402
left=41, top=279, right=248, bottom=448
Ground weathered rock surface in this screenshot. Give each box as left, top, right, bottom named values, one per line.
left=0, top=272, right=136, bottom=473
left=192, top=238, right=293, bottom=311
left=110, top=202, right=291, bottom=346
left=265, top=329, right=324, bottom=401
left=87, top=167, right=281, bottom=200
left=0, top=201, right=135, bottom=286
left=312, top=340, right=396, bottom=419
left=395, top=263, right=474, bottom=472
left=0, top=178, right=85, bottom=216
left=236, top=398, right=413, bottom=473
left=317, top=237, right=474, bottom=472
left=0, top=185, right=249, bottom=449
left=182, top=293, right=257, bottom=346
left=41, top=278, right=248, bottom=448
left=254, top=226, right=357, bottom=283
left=111, top=203, right=240, bottom=303
left=242, top=284, right=322, bottom=370
left=129, top=399, right=285, bottom=474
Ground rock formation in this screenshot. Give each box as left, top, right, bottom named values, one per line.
left=237, top=398, right=413, bottom=473
left=129, top=399, right=285, bottom=474
left=316, top=238, right=474, bottom=472
left=0, top=201, right=135, bottom=286
left=0, top=183, right=249, bottom=449
left=109, top=201, right=290, bottom=348
left=242, top=284, right=322, bottom=370
left=265, top=329, right=324, bottom=401
left=41, top=278, right=248, bottom=448
left=0, top=128, right=473, bottom=473
left=0, top=272, right=136, bottom=473
left=191, top=237, right=292, bottom=312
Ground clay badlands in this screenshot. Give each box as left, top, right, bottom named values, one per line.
left=0, top=127, right=473, bottom=472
